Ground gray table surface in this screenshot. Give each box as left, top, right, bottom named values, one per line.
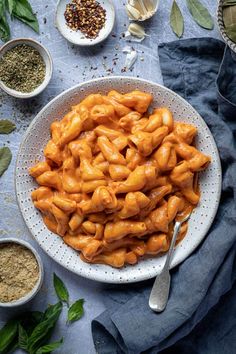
left=0, top=1, right=220, bottom=353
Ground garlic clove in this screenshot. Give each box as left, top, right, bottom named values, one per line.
left=125, top=4, right=141, bottom=20
left=143, top=0, right=155, bottom=12
left=129, top=0, right=146, bottom=16
left=122, top=46, right=138, bottom=70
left=128, top=23, right=146, bottom=38
left=137, top=0, right=149, bottom=15
left=124, top=31, right=145, bottom=42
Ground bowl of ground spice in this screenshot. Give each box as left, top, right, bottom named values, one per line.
left=0, top=238, right=43, bottom=307
left=55, top=0, right=115, bottom=46
left=0, top=38, right=53, bottom=98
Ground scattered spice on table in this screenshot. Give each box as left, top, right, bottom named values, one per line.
left=0, top=44, right=46, bottom=93
left=64, top=0, right=106, bottom=39
left=0, top=243, right=39, bottom=303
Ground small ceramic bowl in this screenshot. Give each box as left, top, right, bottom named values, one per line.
left=217, top=0, right=236, bottom=54
left=0, top=38, right=53, bottom=99
left=55, top=0, right=115, bottom=46
left=0, top=238, right=44, bottom=307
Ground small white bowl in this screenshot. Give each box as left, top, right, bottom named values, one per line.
left=0, top=38, right=53, bottom=99
left=55, top=0, right=115, bottom=46
left=0, top=238, right=44, bottom=307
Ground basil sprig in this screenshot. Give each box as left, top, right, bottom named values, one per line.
left=68, top=299, right=85, bottom=323
left=0, top=0, right=39, bottom=42
left=0, top=319, right=18, bottom=353
left=35, top=338, right=63, bottom=354
left=53, top=273, right=69, bottom=306
left=12, top=0, right=39, bottom=33
left=0, top=273, right=85, bottom=353
left=0, top=0, right=10, bottom=42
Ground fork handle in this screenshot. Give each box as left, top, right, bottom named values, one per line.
left=163, top=221, right=181, bottom=271
left=149, top=221, right=182, bottom=312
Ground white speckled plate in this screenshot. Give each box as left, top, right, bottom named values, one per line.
left=217, top=0, right=236, bottom=53
left=15, top=77, right=222, bottom=284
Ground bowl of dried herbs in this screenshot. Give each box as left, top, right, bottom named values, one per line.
left=0, top=238, right=44, bottom=307
left=0, top=38, right=53, bottom=98
left=217, top=0, right=236, bottom=53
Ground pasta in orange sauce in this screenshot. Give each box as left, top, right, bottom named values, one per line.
left=29, top=90, right=211, bottom=268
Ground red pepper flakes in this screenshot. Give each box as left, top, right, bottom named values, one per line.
left=64, top=0, right=106, bottom=39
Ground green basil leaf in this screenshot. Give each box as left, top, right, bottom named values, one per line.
left=0, top=120, right=16, bottom=134
left=7, top=0, right=15, bottom=14
left=28, top=302, right=62, bottom=353
left=30, top=311, right=45, bottom=326
left=53, top=273, right=69, bottom=306
left=35, top=338, right=63, bottom=354
left=43, top=302, right=63, bottom=321
left=0, top=0, right=10, bottom=42
left=16, top=311, right=44, bottom=337
left=186, top=0, right=214, bottom=30
left=170, top=0, right=184, bottom=37
left=0, top=319, right=18, bottom=353
left=0, top=147, right=12, bottom=177
left=225, top=23, right=236, bottom=42
left=12, top=0, right=39, bottom=33
left=18, top=324, right=28, bottom=350
left=68, top=299, right=84, bottom=323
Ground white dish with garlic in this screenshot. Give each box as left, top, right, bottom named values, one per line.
left=126, top=0, right=159, bottom=21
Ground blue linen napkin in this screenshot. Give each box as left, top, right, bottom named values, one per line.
left=92, top=38, right=236, bottom=354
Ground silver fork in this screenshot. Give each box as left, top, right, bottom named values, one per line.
left=149, top=211, right=192, bottom=313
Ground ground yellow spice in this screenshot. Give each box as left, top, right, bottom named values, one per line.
left=0, top=243, right=39, bottom=303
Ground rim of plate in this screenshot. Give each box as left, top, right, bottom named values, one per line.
left=15, top=76, right=222, bottom=283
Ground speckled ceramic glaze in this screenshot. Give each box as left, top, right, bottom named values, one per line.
left=15, top=77, right=222, bottom=284
left=55, top=0, right=115, bottom=46
left=217, top=0, right=236, bottom=53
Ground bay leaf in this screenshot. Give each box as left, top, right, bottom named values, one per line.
left=170, top=0, right=184, bottom=38
left=187, top=0, right=214, bottom=30
left=0, top=120, right=16, bottom=134
left=0, top=147, right=12, bottom=177
left=223, top=5, right=236, bottom=27
left=225, top=23, right=236, bottom=42
left=223, top=0, right=236, bottom=7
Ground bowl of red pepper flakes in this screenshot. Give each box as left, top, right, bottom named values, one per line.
left=55, top=0, right=115, bottom=46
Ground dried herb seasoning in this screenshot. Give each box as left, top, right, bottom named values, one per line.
left=64, top=0, right=106, bottom=39
left=0, top=44, right=46, bottom=93
left=223, top=0, right=236, bottom=43
left=0, top=243, right=39, bottom=303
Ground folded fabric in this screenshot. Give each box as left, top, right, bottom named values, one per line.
left=92, top=38, right=236, bottom=354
